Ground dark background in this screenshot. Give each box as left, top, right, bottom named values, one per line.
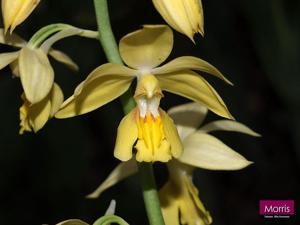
left=0, top=0, right=299, bottom=224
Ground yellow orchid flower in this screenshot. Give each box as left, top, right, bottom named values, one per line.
left=0, top=28, right=79, bottom=133
left=1, top=0, right=40, bottom=33
left=158, top=102, right=259, bottom=225
left=85, top=103, right=259, bottom=214
left=56, top=24, right=233, bottom=162
left=0, top=28, right=78, bottom=103
left=152, top=0, right=204, bottom=41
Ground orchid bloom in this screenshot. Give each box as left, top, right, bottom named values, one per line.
left=0, top=28, right=79, bottom=133
left=152, top=0, right=204, bottom=41
left=56, top=24, right=233, bottom=162
left=85, top=102, right=259, bottom=225
left=160, top=102, right=259, bottom=225
left=1, top=0, right=40, bottom=33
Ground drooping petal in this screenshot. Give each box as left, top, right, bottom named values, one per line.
left=160, top=109, right=183, bottom=158
left=160, top=160, right=212, bottom=225
left=168, top=102, right=208, bottom=139
left=0, top=28, right=26, bottom=47
left=49, top=49, right=79, bottom=71
left=19, top=47, right=54, bottom=104
left=152, top=0, right=204, bottom=41
left=105, top=200, right=117, bottom=215
left=153, top=56, right=233, bottom=85
left=87, top=160, right=137, bottom=199
left=156, top=70, right=233, bottom=119
left=2, top=0, right=40, bottom=33
left=0, top=51, right=19, bottom=70
left=179, top=132, right=253, bottom=170
left=119, top=25, right=173, bottom=70
left=28, top=96, right=51, bottom=133
left=200, top=120, right=261, bottom=137
left=49, top=83, right=64, bottom=117
left=55, top=64, right=135, bottom=118
left=114, top=109, right=138, bottom=161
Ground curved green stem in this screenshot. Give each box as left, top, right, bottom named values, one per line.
left=93, top=1, right=165, bottom=225
left=28, top=23, right=72, bottom=47
left=28, top=23, right=99, bottom=48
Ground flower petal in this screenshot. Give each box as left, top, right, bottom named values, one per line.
left=86, top=159, right=137, bottom=199
left=0, top=51, right=19, bottom=70
left=153, top=56, right=233, bottom=85
left=19, top=47, right=54, bottom=103
left=28, top=96, right=51, bottom=133
left=49, top=49, right=79, bottom=71
left=49, top=83, right=64, bottom=117
left=156, top=70, right=233, bottom=119
left=114, top=109, right=138, bottom=161
left=160, top=109, right=183, bottom=158
left=167, top=102, right=208, bottom=139
left=200, top=120, right=261, bottom=137
left=55, top=64, right=135, bottom=118
left=119, top=25, right=173, bottom=70
left=56, top=219, right=89, bottom=225
left=0, top=28, right=26, bottom=47
left=179, top=132, right=253, bottom=170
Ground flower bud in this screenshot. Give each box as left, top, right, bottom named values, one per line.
left=2, top=0, right=40, bottom=33
left=152, top=0, right=204, bottom=41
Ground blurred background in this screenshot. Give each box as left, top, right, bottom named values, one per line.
left=0, top=0, right=299, bottom=224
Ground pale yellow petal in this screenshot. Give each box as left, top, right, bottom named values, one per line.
left=183, top=176, right=212, bottom=225
left=9, top=59, right=20, bottom=77
left=105, top=200, right=116, bottom=215
left=114, top=109, right=138, bottom=161
left=200, top=120, right=261, bottom=137
left=167, top=102, right=208, bottom=139
left=2, top=0, right=40, bottom=33
left=179, top=132, right=253, bottom=170
left=87, top=159, right=137, bottom=199
left=156, top=70, right=233, bottom=119
left=119, top=25, right=173, bottom=69
left=49, top=49, right=79, bottom=71
left=0, top=28, right=26, bottom=47
left=160, top=109, right=183, bottom=158
left=0, top=51, right=19, bottom=70
left=28, top=97, right=51, bottom=133
left=49, top=83, right=64, bottom=117
left=19, top=47, right=54, bottom=104
left=56, top=219, right=89, bottom=225
left=153, top=56, right=233, bottom=85
left=159, top=182, right=180, bottom=225
left=55, top=64, right=135, bottom=118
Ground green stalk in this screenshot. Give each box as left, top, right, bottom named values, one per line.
left=93, top=1, right=165, bottom=225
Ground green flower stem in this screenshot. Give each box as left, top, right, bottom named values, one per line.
left=93, top=1, right=165, bottom=225
left=138, top=163, right=166, bottom=225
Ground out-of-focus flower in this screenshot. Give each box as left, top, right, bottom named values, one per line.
left=159, top=161, right=211, bottom=225
left=1, top=0, right=41, bottom=33
left=85, top=103, right=259, bottom=219
left=55, top=200, right=129, bottom=225
left=0, top=28, right=79, bottom=133
left=152, top=0, right=204, bottom=41
left=56, top=24, right=232, bottom=162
